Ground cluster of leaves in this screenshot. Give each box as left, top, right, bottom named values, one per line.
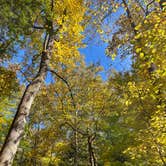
left=0, top=67, right=18, bottom=98
left=0, top=67, right=19, bottom=150
left=123, top=7, right=166, bottom=165
left=49, top=0, right=86, bottom=67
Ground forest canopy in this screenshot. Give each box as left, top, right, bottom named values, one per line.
left=0, top=0, right=165, bottom=166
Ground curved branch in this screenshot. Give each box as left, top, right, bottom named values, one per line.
left=48, top=69, right=76, bottom=108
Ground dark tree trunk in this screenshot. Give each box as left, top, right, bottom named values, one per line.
left=74, top=120, right=78, bottom=166
left=88, top=136, right=97, bottom=166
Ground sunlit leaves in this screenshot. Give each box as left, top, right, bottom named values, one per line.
left=0, top=0, right=165, bottom=165
left=122, top=8, right=166, bottom=165
left=48, top=0, right=86, bottom=68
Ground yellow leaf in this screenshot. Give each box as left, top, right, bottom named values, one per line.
left=140, top=52, right=144, bottom=58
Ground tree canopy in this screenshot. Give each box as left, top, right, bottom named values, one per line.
left=0, top=0, right=165, bottom=166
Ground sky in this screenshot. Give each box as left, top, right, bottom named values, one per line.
left=6, top=3, right=132, bottom=83
left=79, top=6, right=132, bottom=80
left=13, top=42, right=132, bottom=83
left=80, top=43, right=132, bottom=80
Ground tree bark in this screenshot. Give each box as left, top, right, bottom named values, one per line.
left=88, top=136, right=97, bottom=166
left=74, top=115, right=78, bottom=166
left=0, top=51, right=49, bottom=166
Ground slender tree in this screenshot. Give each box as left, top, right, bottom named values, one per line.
left=0, top=0, right=85, bottom=165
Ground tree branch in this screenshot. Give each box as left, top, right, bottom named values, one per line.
left=60, top=121, right=87, bottom=136
left=49, top=69, right=76, bottom=108
left=33, top=26, right=44, bottom=30
left=145, top=0, right=155, bottom=15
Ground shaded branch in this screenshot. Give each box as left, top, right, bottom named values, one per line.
left=60, top=121, right=87, bottom=136
left=51, top=0, right=54, bottom=11
left=33, top=9, right=44, bottom=30
left=49, top=69, right=76, bottom=108
left=122, top=0, right=137, bottom=34
left=145, top=0, right=155, bottom=15
left=19, top=70, right=31, bottom=84
left=33, top=26, right=44, bottom=30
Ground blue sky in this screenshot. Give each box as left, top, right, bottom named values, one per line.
left=10, top=40, right=132, bottom=84
left=9, top=5, right=132, bottom=82
left=79, top=6, right=132, bottom=80
left=80, top=43, right=132, bottom=80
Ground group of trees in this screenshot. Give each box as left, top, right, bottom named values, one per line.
left=0, top=0, right=165, bottom=165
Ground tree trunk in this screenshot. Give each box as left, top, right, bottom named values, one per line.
left=0, top=51, right=49, bottom=166
left=74, top=110, right=78, bottom=166
left=88, top=136, right=97, bottom=166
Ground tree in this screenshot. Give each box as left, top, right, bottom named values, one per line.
left=10, top=58, right=110, bottom=165
left=123, top=8, right=166, bottom=165
left=85, top=0, right=162, bottom=58
left=0, top=67, right=19, bottom=149
left=0, top=0, right=85, bottom=165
